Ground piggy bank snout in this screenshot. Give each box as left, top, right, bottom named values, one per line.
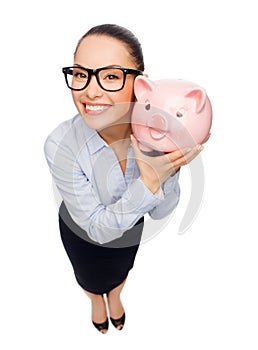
left=147, top=113, right=168, bottom=140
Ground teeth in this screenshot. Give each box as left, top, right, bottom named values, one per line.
left=86, top=105, right=106, bottom=111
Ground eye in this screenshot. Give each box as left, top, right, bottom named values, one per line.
left=74, top=72, right=86, bottom=79
left=101, top=68, right=123, bottom=81
left=105, top=74, right=120, bottom=80
left=176, top=108, right=185, bottom=118
left=72, top=69, right=88, bottom=80
left=145, top=101, right=151, bottom=111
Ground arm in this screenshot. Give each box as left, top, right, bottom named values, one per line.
left=130, top=134, right=203, bottom=219
left=148, top=170, right=180, bottom=220
left=44, top=135, right=161, bottom=244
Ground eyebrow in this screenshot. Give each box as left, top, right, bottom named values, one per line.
left=74, top=63, right=123, bottom=69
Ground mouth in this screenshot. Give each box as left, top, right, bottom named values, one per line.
left=149, top=127, right=167, bottom=140
left=147, top=114, right=168, bottom=140
left=83, top=103, right=111, bottom=116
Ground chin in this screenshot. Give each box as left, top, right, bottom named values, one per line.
left=80, top=115, right=106, bottom=130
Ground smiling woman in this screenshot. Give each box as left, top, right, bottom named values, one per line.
left=44, top=23, right=202, bottom=334
left=70, top=33, right=141, bottom=133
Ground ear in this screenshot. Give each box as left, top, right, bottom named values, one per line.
left=134, top=75, right=155, bottom=100
left=185, top=87, right=207, bottom=113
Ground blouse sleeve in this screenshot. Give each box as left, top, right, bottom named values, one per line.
left=44, top=134, right=162, bottom=244
left=148, top=171, right=180, bottom=219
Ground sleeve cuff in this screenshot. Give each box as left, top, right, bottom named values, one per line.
left=125, top=177, right=162, bottom=214
left=154, top=187, right=164, bottom=200
left=162, top=170, right=180, bottom=194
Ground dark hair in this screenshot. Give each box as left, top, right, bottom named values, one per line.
left=74, top=24, right=145, bottom=71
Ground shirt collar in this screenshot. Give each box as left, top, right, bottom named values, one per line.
left=80, top=117, right=108, bottom=155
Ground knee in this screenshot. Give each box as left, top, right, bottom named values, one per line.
left=84, top=290, right=103, bottom=302
left=91, top=294, right=103, bottom=302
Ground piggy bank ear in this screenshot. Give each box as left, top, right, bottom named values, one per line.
left=185, top=87, right=207, bottom=113
left=134, top=75, right=155, bottom=100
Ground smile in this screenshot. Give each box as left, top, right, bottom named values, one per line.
left=86, top=105, right=108, bottom=111
left=84, top=103, right=111, bottom=115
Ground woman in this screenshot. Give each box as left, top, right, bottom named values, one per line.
left=44, top=24, right=203, bottom=333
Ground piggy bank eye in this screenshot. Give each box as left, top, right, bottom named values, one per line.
left=176, top=108, right=185, bottom=118
left=145, top=101, right=151, bottom=111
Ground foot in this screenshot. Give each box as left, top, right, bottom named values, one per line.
left=92, top=318, right=109, bottom=334
left=91, top=294, right=108, bottom=334
left=110, top=313, right=125, bottom=331
left=107, top=293, right=125, bottom=330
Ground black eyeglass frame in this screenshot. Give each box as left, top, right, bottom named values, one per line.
left=62, top=66, right=143, bottom=92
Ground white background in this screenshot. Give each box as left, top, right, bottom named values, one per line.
left=1, top=0, right=257, bottom=348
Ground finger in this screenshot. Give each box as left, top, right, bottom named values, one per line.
left=130, top=134, right=143, bottom=158
left=165, top=147, right=192, bottom=162
left=179, top=144, right=204, bottom=165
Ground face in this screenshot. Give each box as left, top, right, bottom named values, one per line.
left=72, top=35, right=137, bottom=131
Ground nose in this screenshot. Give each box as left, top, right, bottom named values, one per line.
left=84, top=74, right=103, bottom=99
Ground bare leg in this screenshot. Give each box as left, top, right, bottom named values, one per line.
left=83, top=290, right=108, bottom=334
left=107, top=279, right=126, bottom=330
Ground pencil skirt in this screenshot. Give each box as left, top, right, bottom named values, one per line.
left=58, top=202, right=144, bottom=294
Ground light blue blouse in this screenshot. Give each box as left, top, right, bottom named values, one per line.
left=44, top=114, right=180, bottom=244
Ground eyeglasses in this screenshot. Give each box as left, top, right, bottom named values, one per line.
left=62, top=65, right=143, bottom=92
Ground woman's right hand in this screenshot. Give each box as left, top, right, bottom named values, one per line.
left=130, top=134, right=203, bottom=194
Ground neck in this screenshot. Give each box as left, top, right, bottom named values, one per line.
left=98, top=118, right=132, bottom=145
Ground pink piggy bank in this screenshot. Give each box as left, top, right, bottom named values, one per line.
left=131, top=76, right=212, bottom=152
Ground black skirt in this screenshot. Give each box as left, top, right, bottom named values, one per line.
left=58, top=202, right=144, bottom=294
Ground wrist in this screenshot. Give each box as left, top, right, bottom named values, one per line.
left=140, top=176, right=161, bottom=194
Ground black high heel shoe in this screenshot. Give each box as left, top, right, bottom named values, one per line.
left=110, top=313, right=126, bottom=330
left=92, top=318, right=109, bottom=333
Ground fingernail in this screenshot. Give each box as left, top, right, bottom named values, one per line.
left=197, top=144, right=203, bottom=151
